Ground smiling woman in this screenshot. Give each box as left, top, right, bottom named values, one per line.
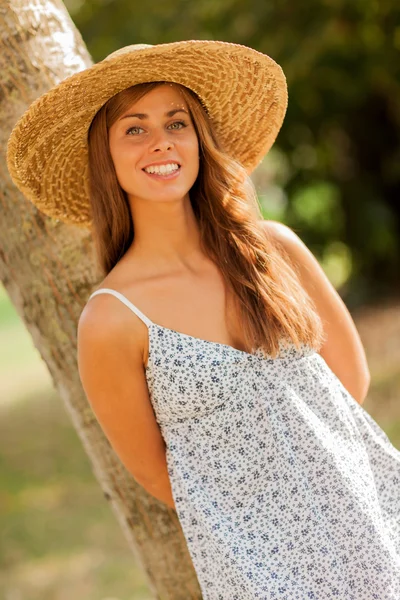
left=87, top=81, right=203, bottom=273
left=86, top=77, right=324, bottom=359
left=107, top=85, right=198, bottom=196
left=6, top=41, right=400, bottom=600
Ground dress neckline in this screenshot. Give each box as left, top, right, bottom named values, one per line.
left=88, top=288, right=315, bottom=367
left=145, top=322, right=314, bottom=371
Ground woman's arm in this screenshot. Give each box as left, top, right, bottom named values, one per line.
left=261, top=219, right=371, bottom=405
left=77, top=295, right=176, bottom=510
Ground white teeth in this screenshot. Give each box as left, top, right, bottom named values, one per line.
left=144, top=162, right=180, bottom=174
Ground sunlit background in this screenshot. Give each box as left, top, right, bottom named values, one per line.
left=1, top=0, right=400, bottom=598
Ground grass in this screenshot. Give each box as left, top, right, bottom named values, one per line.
left=0, top=283, right=399, bottom=599
left=0, top=286, right=51, bottom=406
left=0, top=386, right=153, bottom=600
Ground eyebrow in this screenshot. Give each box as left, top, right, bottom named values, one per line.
left=119, top=108, right=189, bottom=121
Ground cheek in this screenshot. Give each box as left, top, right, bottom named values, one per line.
left=183, top=136, right=200, bottom=166
left=111, top=145, right=140, bottom=179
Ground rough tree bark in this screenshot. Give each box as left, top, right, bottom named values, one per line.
left=0, top=1, right=202, bottom=597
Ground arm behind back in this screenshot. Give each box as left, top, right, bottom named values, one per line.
left=77, top=295, right=170, bottom=493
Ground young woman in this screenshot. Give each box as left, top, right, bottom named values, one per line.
left=7, top=41, right=400, bottom=600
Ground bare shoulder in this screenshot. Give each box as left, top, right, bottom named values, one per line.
left=258, top=217, right=335, bottom=302
left=259, top=218, right=320, bottom=275
left=77, top=289, right=146, bottom=369
left=259, top=218, right=303, bottom=248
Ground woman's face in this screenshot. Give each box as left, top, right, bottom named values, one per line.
left=108, top=83, right=200, bottom=206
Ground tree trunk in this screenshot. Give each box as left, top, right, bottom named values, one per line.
left=0, top=1, right=202, bottom=597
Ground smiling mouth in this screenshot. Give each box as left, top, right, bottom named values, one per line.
left=142, top=165, right=181, bottom=179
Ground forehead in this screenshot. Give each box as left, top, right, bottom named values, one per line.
left=131, top=83, right=188, bottom=111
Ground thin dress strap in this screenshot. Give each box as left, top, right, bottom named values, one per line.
left=88, top=288, right=153, bottom=328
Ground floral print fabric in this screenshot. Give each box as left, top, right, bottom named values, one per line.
left=89, top=288, right=400, bottom=599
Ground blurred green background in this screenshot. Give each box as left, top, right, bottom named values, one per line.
left=1, top=0, right=400, bottom=598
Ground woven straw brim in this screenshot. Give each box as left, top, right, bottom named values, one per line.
left=6, top=40, right=288, bottom=228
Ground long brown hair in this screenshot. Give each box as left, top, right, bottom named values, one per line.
left=87, top=81, right=325, bottom=357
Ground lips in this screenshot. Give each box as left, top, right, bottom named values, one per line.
left=142, top=165, right=181, bottom=180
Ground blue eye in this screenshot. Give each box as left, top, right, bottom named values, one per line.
left=125, top=120, right=187, bottom=135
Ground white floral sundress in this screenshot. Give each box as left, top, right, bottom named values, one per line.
left=89, top=288, right=400, bottom=600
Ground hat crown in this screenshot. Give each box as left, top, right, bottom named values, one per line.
left=104, top=44, right=154, bottom=62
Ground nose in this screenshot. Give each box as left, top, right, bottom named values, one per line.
left=148, top=128, right=174, bottom=153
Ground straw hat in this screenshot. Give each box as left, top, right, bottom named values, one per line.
left=6, top=40, right=288, bottom=228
